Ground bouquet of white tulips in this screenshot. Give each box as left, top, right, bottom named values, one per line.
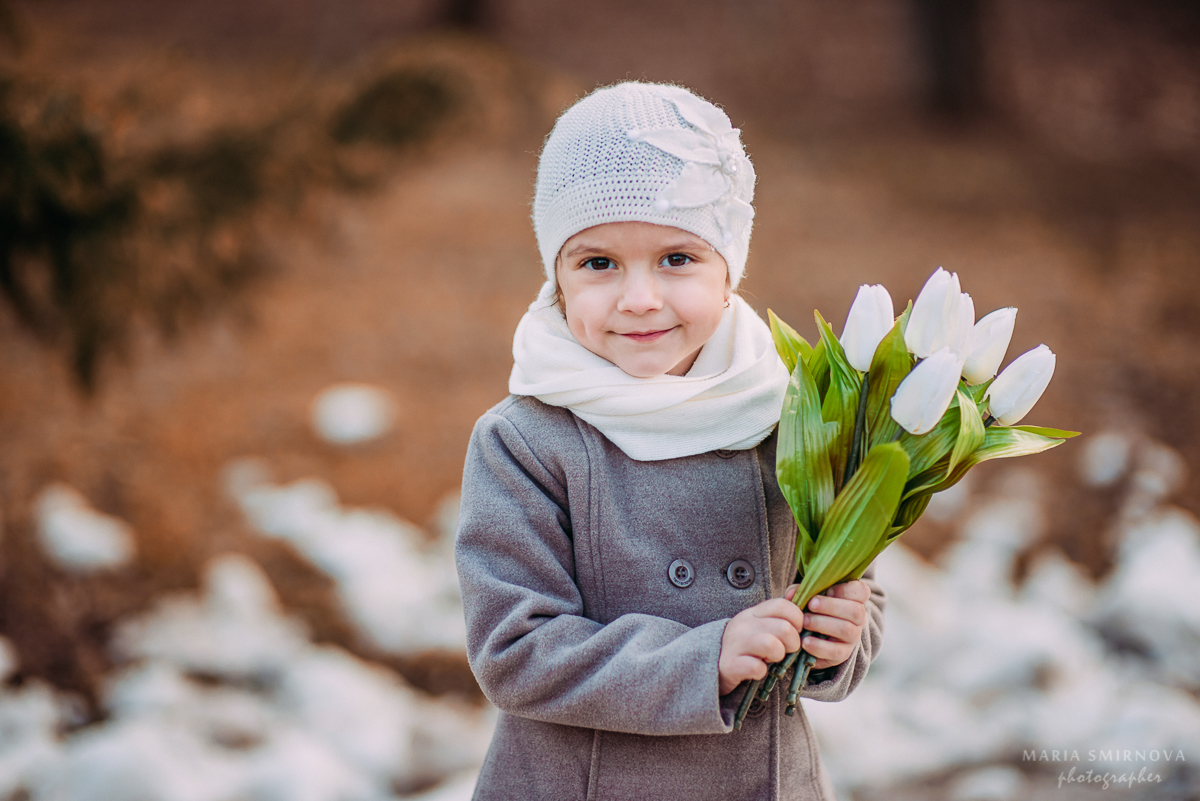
left=733, top=267, right=1077, bottom=729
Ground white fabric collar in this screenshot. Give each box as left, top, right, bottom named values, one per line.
left=509, top=282, right=789, bottom=461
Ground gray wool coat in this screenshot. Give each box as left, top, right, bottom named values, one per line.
left=455, top=395, right=885, bottom=801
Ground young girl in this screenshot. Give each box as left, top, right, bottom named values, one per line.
left=455, top=82, right=884, bottom=801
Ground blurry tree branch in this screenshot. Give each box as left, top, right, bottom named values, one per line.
left=443, top=0, right=487, bottom=30
left=0, top=6, right=461, bottom=394
left=913, top=0, right=983, bottom=120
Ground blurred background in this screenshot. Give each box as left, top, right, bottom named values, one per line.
left=0, top=1, right=1198, bottom=799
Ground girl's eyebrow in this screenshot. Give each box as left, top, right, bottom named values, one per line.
left=656, top=240, right=707, bottom=252
left=561, top=244, right=610, bottom=258
left=562, top=239, right=708, bottom=258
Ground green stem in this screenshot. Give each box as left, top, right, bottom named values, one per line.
left=983, top=414, right=997, bottom=427
left=842, top=373, right=871, bottom=486
left=733, top=678, right=761, bottom=731
left=757, top=650, right=800, bottom=700
left=784, top=650, right=818, bottom=716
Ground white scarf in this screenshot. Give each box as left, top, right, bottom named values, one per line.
left=509, top=282, right=790, bottom=461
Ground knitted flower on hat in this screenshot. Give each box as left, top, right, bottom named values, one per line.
left=533, top=82, right=756, bottom=289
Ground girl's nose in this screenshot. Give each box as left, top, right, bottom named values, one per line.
left=616, top=269, right=664, bottom=314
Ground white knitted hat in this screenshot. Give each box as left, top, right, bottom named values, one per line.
left=533, top=82, right=756, bottom=290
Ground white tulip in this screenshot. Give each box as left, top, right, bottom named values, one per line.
left=951, top=292, right=975, bottom=359
left=987, top=344, right=1056, bottom=425
left=840, top=284, right=895, bottom=372
left=904, top=267, right=964, bottom=358
left=890, top=347, right=963, bottom=435
left=962, top=307, right=1017, bottom=386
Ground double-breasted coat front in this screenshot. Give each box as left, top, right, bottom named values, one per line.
left=455, top=395, right=885, bottom=801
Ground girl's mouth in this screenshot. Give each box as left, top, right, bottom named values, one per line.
left=620, top=328, right=675, bottom=342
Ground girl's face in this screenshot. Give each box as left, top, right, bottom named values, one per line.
left=555, top=222, right=730, bottom=378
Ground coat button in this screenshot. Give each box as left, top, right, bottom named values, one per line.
left=747, top=697, right=767, bottom=718
left=668, top=559, right=695, bottom=588
left=725, top=559, right=755, bottom=589
left=715, top=449, right=736, bottom=459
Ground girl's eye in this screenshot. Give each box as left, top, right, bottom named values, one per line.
left=661, top=253, right=693, bottom=268
left=582, top=257, right=614, bottom=271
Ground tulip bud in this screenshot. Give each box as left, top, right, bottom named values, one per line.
left=905, top=268, right=964, bottom=358
left=841, top=284, right=895, bottom=372
left=950, top=292, right=975, bottom=360
left=987, top=344, right=1055, bottom=425
left=962, top=307, right=1017, bottom=386
left=890, top=347, right=963, bottom=435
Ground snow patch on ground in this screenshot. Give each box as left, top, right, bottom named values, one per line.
left=0, top=554, right=494, bottom=801
left=224, top=459, right=466, bottom=655
left=311, top=384, right=396, bottom=445
left=804, top=434, right=1200, bottom=797
left=34, top=484, right=136, bottom=572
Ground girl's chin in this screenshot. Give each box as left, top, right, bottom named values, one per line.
left=612, top=357, right=679, bottom=378
left=611, top=351, right=699, bottom=378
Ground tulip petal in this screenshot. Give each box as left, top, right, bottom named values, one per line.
left=988, top=344, right=1055, bottom=425
left=962, top=307, right=1017, bottom=385
left=841, top=284, right=895, bottom=372
left=890, top=347, right=963, bottom=435
left=905, top=268, right=962, bottom=358
left=950, top=292, right=974, bottom=360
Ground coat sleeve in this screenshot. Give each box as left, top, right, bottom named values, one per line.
left=455, top=409, right=732, bottom=736
left=798, top=563, right=885, bottom=702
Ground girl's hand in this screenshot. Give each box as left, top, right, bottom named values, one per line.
left=718, top=599, right=804, bottom=695
left=784, top=580, right=870, bottom=670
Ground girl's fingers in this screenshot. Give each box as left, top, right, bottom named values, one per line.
left=764, top=618, right=803, bottom=653
left=802, top=634, right=853, bottom=667
left=783, top=584, right=799, bottom=602
left=735, top=655, right=770, bottom=681
left=825, top=580, right=871, bottom=603
left=748, top=631, right=788, bottom=664
left=743, top=616, right=800, bottom=647
left=754, top=598, right=805, bottom=630
left=805, top=594, right=867, bottom=626
left=803, top=612, right=859, bottom=644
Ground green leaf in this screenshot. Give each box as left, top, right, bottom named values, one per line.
left=792, top=442, right=909, bottom=610
left=821, top=382, right=855, bottom=489
left=902, top=424, right=1070, bottom=506
left=965, top=377, right=993, bottom=406
left=901, top=460, right=951, bottom=503
left=806, top=336, right=830, bottom=400
left=795, top=517, right=816, bottom=570
left=849, top=488, right=931, bottom=578
left=865, top=313, right=914, bottom=451
left=777, top=358, right=837, bottom=556
left=1012, top=425, right=1081, bottom=439
left=887, top=492, right=932, bottom=541
left=948, top=388, right=986, bottom=474
left=814, top=309, right=859, bottom=390
left=768, top=309, right=812, bottom=376
left=815, top=310, right=861, bottom=489
left=897, top=399, right=961, bottom=477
